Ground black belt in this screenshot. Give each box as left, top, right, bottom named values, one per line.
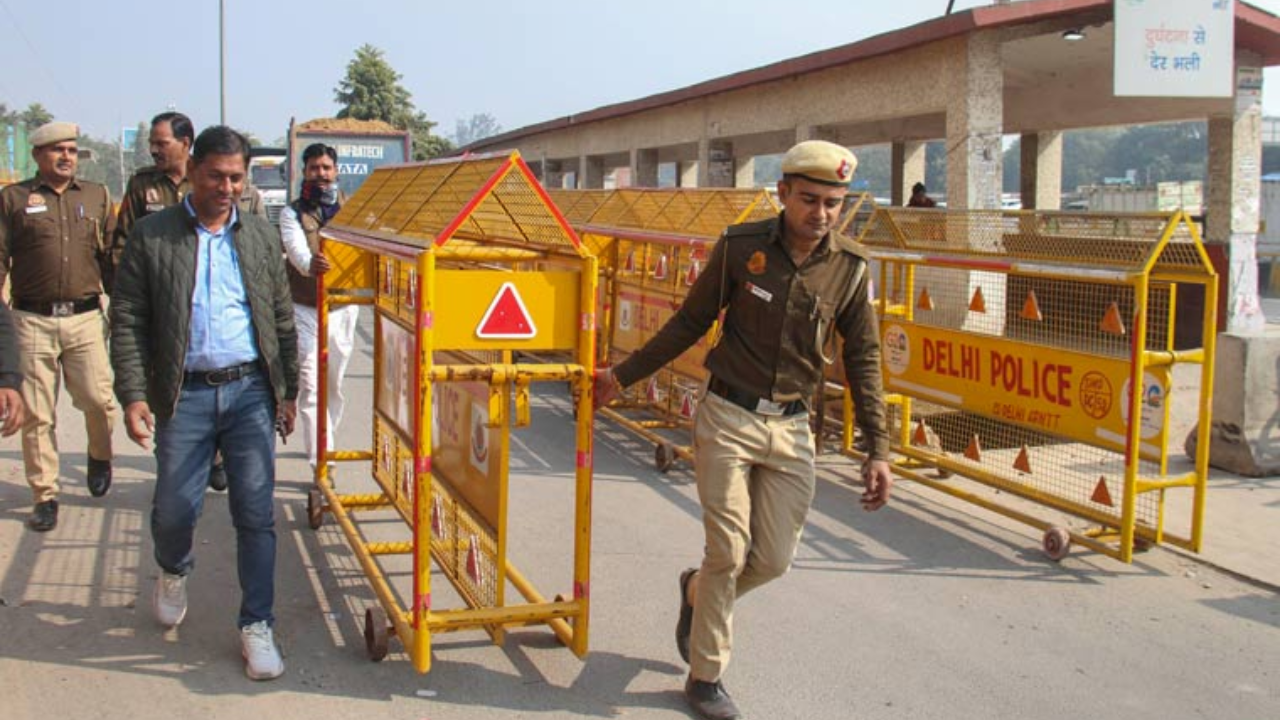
left=184, top=361, right=260, bottom=387
left=708, top=376, right=807, bottom=417
left=14, top=295, right=100, bottom=317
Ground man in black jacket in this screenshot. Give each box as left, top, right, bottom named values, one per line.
left=111, top=126, right=298, bottom=681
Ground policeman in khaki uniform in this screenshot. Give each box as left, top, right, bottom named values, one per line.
left=115, top=111, right=266, bottom=268
left=114, top=111, right=264, bottom=492
left=0, top=121, right=118, bottom=531
left=595, top=140, right=892, bottom=720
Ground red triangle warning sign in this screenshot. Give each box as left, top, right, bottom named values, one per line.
left=624, top=250, right=636, bottom=273
left=476, top=282, right=537, bottom=339
left=646, top=376, right=661, bottom=403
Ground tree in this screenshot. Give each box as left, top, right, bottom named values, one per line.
left=333, top=44, right=453, bottom=161
left=454, top=113, right=502, bottom=148
left=131, top=121, right=150, bottom=169
left=18, top=103, right=53, bottom=130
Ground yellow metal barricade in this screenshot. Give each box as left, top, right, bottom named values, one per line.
left=556, top=188, right=777, bottom=471
left=848, top=208, right=1217, bottom=563
left=310, top=151, right=597, bottom=672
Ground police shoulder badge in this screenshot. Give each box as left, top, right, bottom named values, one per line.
left=747, top=250, right=767, bottom=275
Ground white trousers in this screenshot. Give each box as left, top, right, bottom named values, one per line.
left=294, top=303, right=359, bottom=468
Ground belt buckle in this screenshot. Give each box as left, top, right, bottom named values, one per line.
left=205, top=368, right=232, bottom=386
left=51, top=301, right=74, bottom=317
left=754, top=398, right=786, bottom=416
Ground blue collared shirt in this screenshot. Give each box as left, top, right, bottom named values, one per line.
left=183, top=196, right=259, bottom=371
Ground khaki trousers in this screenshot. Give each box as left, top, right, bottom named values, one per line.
left=14, top=309, right=117, bottom=503
left=688, top=391, right=816, bottom=682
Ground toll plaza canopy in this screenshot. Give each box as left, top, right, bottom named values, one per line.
left=463, top=0, right=1280, bottom=332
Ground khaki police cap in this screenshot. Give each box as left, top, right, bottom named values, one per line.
left=781, top=140, right=857, bottom=186
left=30, top=121, right=79, bottom=148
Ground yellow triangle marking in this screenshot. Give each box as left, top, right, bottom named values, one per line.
left=1013, top=446, right=1032, bottom=474
left=963, top=435, right=982, bottom=462
left=969, top=286, right=986, bottom=313
left=1021, top=289, right=1043, bottom=321
left=917, top=288, right=934, bottom=311
left=1101, top=302, right=1126, bottom=336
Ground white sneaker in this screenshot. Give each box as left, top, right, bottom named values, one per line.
left=240, top=621, right=285, bottom=680
left=153, top=572, right=188, bottom=627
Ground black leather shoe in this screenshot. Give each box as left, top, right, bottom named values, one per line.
left=208, top=461, right=228, bottom=492
left=684, top=676, right=742, bottom=720
left=27, top=500, right=58, bottom=532
left=87, top=458, right=112, bottom=497
left=676, top=568, right=697, bottom=663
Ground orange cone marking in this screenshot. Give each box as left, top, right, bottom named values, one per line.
left=1101, top=302, right=1126, bottom=336
left=918, top=288, right=934, bottom=311
left=912, top=422, right=928, bottom=447
left=1021, top=290, right=1043, bottom=321
left=969, top=286, right=986, bottom=313
left=1091, top=476, right=1114, bottom=507
left=1013, top=446, right=1032, bottom=473
left=964, top=435, right=982, bottom=462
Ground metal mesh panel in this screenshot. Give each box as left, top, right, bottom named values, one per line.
left=900, top=400, right=1162, bottom=530
left=332, top=153, right=580, bottom=255
left=336, top=164, right=395, bottom=226
left=861, top=209, right=1213, bottom=277
left=548, top=189, right=613, bottom=224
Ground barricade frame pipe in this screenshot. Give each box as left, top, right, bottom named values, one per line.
left=550, top=188, right=778, bottom=472
left=845, top=207, right=1217, bottom=563
left=311, top=150, right=597, bottom=672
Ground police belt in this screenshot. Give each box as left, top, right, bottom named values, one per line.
left=14, top=295, right=100, bottom=317
left=184, top=361, right=260, bottom=387
left=708, top=376, right=807, bottom=417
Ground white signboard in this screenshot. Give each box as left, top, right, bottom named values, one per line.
left=1114, top=0, right=1234, bottom=97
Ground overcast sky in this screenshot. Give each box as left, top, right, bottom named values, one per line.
left=1, top=0, right=1278, bottom=145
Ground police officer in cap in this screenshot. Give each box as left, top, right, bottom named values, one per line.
left=595, top=140, right=893, bottom=720
left=0, top=121, right=118, bottom=531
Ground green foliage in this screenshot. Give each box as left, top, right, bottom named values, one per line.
left=1004, top=122, right=1205, bottom=192
left=18, top=103, right=53, bottom=130
left=333, top=44, right=453, bottom=160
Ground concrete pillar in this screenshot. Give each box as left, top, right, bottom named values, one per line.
left=891, top=141, right=927, bottom=207
left=1206, top=62, right=1266, bottom=334
left=678, top=160, right=699, bottom=188
left=944, top=32, right=1003, bottom=210
left=631, top=148, right=659, bottom=188
left=542, top=160, right=565, bottom=190
left=698, top=138, right=735, bottom=188
left=735, top=156, right=756, bottom=188
left=579, top=155, right=605, bottom=189
left=1019, top=131, right=1063, bottom=210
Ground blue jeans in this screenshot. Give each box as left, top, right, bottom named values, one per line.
left=151, top=369, right=277, bottom=628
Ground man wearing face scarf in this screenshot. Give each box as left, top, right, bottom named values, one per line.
left=278, top=143, right=356, bottom=480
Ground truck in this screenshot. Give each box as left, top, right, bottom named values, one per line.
left=285, top=117, right=413, bottom=204
left=248, top=147, right=288, bottom=225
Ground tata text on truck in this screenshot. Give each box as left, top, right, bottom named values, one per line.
left=286, top=117, right=413, bottom=203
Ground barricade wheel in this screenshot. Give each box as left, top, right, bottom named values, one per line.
left=655, top=443, right=675, bottom=474
left=1042, top=527, right=1071, bottom=561
left=307, top=488, right=324, bottom=530
left=364, top=606, right=389, bottom=662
